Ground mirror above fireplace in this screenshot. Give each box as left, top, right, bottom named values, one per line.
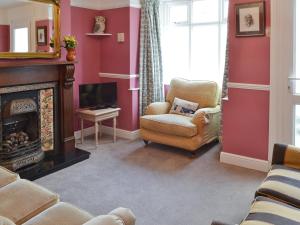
left=0, top=0, right=60, bottom=59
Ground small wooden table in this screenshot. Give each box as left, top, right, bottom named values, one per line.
left=77, top=108, right=121, bottom=145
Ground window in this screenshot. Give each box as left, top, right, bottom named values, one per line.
left=13, top=27, right=29, bottom=52
left=160, top=0, right=229, bottom=84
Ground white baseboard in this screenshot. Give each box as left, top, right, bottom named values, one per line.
left=220, top=152, right=270, bottom=172
left=74, top=126, right=140, bottom=141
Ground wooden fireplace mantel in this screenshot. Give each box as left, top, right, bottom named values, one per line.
left=0, top=61, right=77, bottom=153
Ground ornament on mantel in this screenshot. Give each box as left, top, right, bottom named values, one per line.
left=93, top=16, right=106, bottom=34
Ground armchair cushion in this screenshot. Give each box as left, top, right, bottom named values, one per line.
left=140, top=114, right=197, bottom=137
left=169, top=97, right=199, bottom=117
left=166, top=78, right=219, bottom=108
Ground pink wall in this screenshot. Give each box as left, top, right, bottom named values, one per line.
left=0, top=25, right=10, bottom=52
left=36, top=20, right=53, bottom=53
left=71, top=6, right=102, bottom=130
left=71, top=7, right=140, bottom=131
left=222, top=0, right=271, bottom=160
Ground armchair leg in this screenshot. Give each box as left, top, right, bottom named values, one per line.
left=143, top=140, right=149, bottom=145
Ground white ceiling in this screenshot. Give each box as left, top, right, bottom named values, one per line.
left=0, top=0, right=29, bottom=9
left=71, top=0, right=141, bottom=10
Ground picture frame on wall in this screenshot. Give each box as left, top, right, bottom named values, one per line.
left=235, top=1, right=265, bottom=37
left=37, top=26, right=47, bottom=46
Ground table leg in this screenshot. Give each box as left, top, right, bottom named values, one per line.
left=81, top=118, right=84, bottom=144
left=98, top=121, right=102, bottom=137
left=113, top=117, right=116, bottom=143
left=95, top=122, right=99, bottom=146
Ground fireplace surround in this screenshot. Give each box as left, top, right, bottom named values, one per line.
left=0, top=61, right=90, bottom=180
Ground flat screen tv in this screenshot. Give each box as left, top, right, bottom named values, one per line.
left=79, top=82, right=117, bottom=109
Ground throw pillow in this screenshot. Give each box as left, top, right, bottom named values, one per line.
left=169, top=97, right=199, bottom=116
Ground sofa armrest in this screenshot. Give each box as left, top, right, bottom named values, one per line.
left=272, top=143, right=300, bottom=169
left=83, top=208, right=135, bottom=225
left=145, top=102, right=171, bottom=115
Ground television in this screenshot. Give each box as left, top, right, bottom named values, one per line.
left=79, top=82, right=117, bottom=109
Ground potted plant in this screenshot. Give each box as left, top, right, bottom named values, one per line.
left=63, top=35, right=77, bottom=61
left=50, top=35, right=78, bottom=61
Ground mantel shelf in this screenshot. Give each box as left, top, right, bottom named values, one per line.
left=86, top=33, right=112, bottom=36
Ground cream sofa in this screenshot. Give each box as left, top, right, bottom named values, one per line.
left=140, top=78, right=220, bottom=153
left=0, top=166, right=135, bottom=225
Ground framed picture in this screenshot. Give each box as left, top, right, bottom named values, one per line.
left=235, top=1, right=265, bottom=37
left=36, top=26, right=47, bottom=46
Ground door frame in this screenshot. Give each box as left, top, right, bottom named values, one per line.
left=269, top=0, right=295, bottom=163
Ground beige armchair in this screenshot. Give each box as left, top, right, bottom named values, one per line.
left=140, top=78, right=220, bottom=153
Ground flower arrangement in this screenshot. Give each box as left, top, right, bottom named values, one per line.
left=63, top=35, right=77, bottom=49
left=49, top=35, right=77, bottom=49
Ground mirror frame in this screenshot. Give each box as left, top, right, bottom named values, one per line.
left=0, top=0, right=60, bottom=59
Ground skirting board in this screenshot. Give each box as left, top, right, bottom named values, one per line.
left=74, top=126, right=140, bottom=141
left=220, top=152, right=270, bottom=172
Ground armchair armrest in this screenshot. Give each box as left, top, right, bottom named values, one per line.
left=83, top=208, right=135, bottom=225
left=272, top=143, right=300, bottom=169
left=145, top=102, right=171, bottom=115
left=192, top=106, right=221, bottom=126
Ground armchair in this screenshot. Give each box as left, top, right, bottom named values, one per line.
left=140, top=78, right=220, bottom=152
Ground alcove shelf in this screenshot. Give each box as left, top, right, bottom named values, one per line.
left=86, top=33, right=112, bottom=36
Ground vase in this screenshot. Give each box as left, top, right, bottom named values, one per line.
left=66, top=48, right=76, bottom=61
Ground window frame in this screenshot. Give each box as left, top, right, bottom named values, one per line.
left=160, top=0, right=228, bottom=84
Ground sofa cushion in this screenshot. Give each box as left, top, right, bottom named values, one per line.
left=256, top=165, right=300, bottom=208
left=240, top=196, right=300, bottom=225
left=23, top=202, right=93, bottom=225
left=0, top=179, right=59, bottom=225
left=0, top=216, right=16, bottom=225
left=0, top=166, right=19, bottom=188
left=140, top=114, right=197, bottom=137
left=169, top=97, right=199, bottom=117
left=166, top=78, right=219, bottom=108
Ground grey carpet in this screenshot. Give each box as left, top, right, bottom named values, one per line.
left=35, top=135, right=266, bottom=225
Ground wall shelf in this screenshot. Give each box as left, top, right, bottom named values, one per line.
left=86, top=33, right=112, bottom=36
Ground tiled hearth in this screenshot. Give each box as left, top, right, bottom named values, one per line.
left=0, top=61, right=90, bottom=180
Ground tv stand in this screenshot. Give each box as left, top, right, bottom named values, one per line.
left=76, top=108, right=121, bottom=146
left=89, top=104, right=118, bottom=110
left=89, top=106, right=106, bottom=110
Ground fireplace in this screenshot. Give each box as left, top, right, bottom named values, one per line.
left=0, top=83, right=59, bottom=171
left=0, top=61, right=90, bottom=180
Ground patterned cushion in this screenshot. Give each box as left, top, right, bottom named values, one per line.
left=140, top=114, right=197, bottom=137
left=169, top=97, right=198, bottom=117
left=240, top=197, right=300, bottom=225
left=256, top=165, right=300, bottom=208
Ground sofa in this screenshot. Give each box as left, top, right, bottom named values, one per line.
left=0, top=166, right=136, bottom=225
left=212, top=143, right=300, bottom=225
left=140, top=78, right=220, bottom=153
